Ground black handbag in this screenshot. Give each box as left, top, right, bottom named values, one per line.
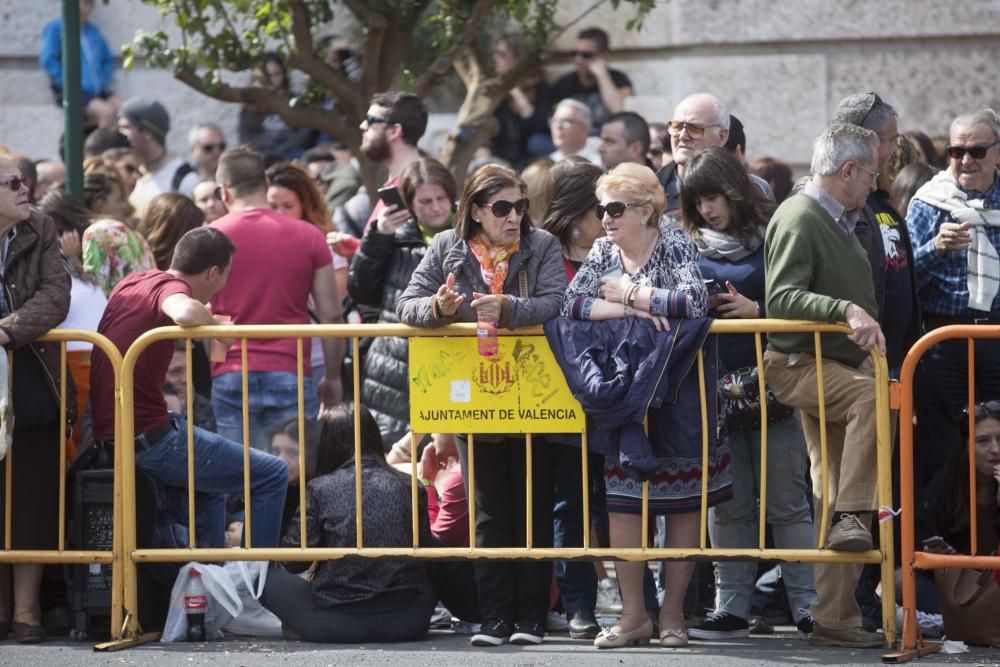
left=717, top=366, right=794, bottom=431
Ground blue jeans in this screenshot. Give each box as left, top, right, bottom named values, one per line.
left=707, top=414, right=817, bottom=622
left=135, top=415, right=288, bottom=547
left=553, top=446, right=603, bottom=615
left=213, top=371, right=320, bottom=451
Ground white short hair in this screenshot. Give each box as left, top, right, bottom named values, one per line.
left=950, top=108, right=1000, bottom=143
left=188, top=123, right=224, bottom=148
left=553, top=98, right=592, bottom=128
left=811, top=123, right=878, bottom=176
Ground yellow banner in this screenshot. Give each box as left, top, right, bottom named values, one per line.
left=408, top=335, right=585, bottom=434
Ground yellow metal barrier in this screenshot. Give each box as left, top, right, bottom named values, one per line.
left=0, top=330, right=124, bottom=638
left=114, top=320, right=896, bottom=646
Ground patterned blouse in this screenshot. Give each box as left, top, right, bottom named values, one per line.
left=82, top=218, right=156, bottom=297
left=562, top=221, right=708, bottom=320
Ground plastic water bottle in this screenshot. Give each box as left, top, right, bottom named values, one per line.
left=184, top=569, right=207, bottom=642
left=477, top=318, right=498, bottom=357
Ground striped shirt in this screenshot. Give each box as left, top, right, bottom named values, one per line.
left=803, top=181, right=861, bottom=235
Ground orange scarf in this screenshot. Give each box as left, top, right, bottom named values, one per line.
left=468, top=233, right=520, bottom=294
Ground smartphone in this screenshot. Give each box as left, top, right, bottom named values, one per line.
left=377, top=186, right=408, bottom=214
left=922, top=536, right=949, bottom=550
left=704, top=278, right=726, bottom=295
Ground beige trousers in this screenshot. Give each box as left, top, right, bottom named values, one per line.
left=763, top=349, right=878, bottom=630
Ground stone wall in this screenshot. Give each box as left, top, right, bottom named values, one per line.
left=2, top=0, right=999, bottom=170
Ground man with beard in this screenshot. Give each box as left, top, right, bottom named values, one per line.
left=360, top=92, right=428, bottom=230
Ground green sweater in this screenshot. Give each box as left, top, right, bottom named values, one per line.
left=764, top=192, right=877, bottom=367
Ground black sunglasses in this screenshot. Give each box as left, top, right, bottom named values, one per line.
left=199, top=142, right=226, bottom=152
left=858, top=91, right=884, bottom=129
left=596, top=201, right=645, bottom=219
left=946, top=141, right=999, bottom=160
left=574, top=50, right=596, bottom=59
left=481, top=198, right=528, bottom=217
left=364, top=115, right=390, bottom=127
left=966, top=400, right=1000, bottom=420
left=0, top=176, right=24, bottom=193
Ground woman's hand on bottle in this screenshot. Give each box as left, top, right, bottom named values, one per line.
left=712, top=281, right=759, bottom=319
left=434, top=272, right=465, bottom=317
left=471, top=292, right=504, bottom=322
left=599, top=274, right=632, bottom=303
left=376, top=204, right=411, bottom=235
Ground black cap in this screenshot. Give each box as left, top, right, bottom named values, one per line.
left=120, top=97, right=170, bottom=143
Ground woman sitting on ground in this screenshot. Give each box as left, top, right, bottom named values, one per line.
left=261, top=403, right=439, bottom=643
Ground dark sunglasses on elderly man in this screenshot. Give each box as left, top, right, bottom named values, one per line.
left=595, top=201, right=646, bottom=219
left=0, top=176, right=24, bottom=193
left=946, top=141, right=999, bottom=160
left=481, top=198, right=529, bottom=217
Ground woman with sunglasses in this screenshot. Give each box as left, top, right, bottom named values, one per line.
left=398, top=164, right=566, bottom=647
left=561, top=162, right=725, bottom=649
left=0, top=148, right=72, bottom=643
left=678, top=148, right=818, bottom=640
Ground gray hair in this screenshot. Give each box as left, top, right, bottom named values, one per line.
left=554, top=98, right=592, bottom=128
left=810, top=123, right=879, bottom=176
left=187, top=122, right=224, bottom=147
left=950, top=108, right=1000, bottom=143
left=833, top=92, right=897, bottom=137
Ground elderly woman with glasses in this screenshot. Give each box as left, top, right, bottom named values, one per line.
left=562, top=162, right=731, bottom=649
left=398, top=163, right=566, bottom=648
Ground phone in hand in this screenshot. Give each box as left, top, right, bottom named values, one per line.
left=377, top=186, right=408, bottom=214
left=922, top=535, right=950, bottom=551
left=704, top=278, right=727, bottom=295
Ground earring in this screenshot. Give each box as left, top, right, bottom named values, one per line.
left=570, top=227, right=583, bottom=240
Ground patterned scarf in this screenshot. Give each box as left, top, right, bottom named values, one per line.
left=468, top=232, right=520, bottom=294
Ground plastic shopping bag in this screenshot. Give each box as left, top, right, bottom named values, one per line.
left=160, top=562, right=242, bottom=642
left=221, top=561, right=282, bottom=637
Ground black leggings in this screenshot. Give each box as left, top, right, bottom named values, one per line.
left=261, top=568, right=436, bottom=643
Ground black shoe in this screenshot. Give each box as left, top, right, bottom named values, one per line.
left=509, top=621, right=544, bottom=645
left=796, top=612, right=814, bottom=639
left=471, top=618, right=512, bottom=647
left=568, top=610, right=600, bottom=640
left=688, top=611, right=749, bottom=640
left=749, top=616, right=774, bottom=635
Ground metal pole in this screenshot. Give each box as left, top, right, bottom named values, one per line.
left=60, top=0, right=84, bottom=198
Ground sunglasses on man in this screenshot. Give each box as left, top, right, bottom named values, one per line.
left=480, top=198, right=529, bottom=217
left=199, top=142, right=226, bottom=153
left=595, top=201, right=645, bottom=219
left=0, top=176, right=24, bottom=193
left=574, top=50, right=596, bottom=59
left=946, top=141, right=999, bottom=160
left=667, top=121, right=721, bottom=140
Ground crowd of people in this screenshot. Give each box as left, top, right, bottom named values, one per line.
left=1, top=16, right=998, bottom=651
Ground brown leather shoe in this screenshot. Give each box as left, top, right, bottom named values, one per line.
left=12, top=622, right=45, bottom=644
left=809, top=622, right=882, bottom=648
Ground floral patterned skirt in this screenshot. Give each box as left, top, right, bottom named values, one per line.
left=604, top=408, right=733, bottom=515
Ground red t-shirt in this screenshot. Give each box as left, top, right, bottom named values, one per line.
left=90, top=271, right=191, bottom=441
left=209, top=208, right=332, bottom=375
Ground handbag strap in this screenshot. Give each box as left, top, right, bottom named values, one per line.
left=518, top=266, right=528, bottom=299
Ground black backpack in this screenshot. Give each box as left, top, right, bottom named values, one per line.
left=170, top=162, right=196, bottom=192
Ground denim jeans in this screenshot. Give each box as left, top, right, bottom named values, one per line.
left=707, top=414, right=817, bottom=622
left=212, top=371, right=320, bottom=451
left=134, top=415, right=288, bottom=548
left=553, top=445, right=604, bottom=615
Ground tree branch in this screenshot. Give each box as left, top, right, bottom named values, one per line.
left=286, top=0, right=364, bottom=113
left=414, top=0, right=494, bottom=98
left=174, top=66, right=353, bottom=143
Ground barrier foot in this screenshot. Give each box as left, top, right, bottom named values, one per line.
left=881, top=641, right=942, bottom=663
left=93, top=632, right=159, bottom=652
